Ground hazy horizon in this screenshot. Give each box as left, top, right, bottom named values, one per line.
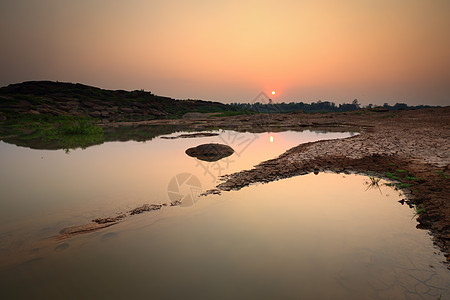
left=1, top=0, right=449, bottom=106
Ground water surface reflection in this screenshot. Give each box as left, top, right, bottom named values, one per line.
left=0, top=128, right=448, bottom=299
left=1, top=174, right=448, bottom=299
left=0, top=130, right=354, bottom=253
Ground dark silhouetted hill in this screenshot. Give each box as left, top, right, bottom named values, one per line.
left=0, top=81, right=239, bottom=121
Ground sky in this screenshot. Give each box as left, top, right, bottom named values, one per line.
left=1, top=0, right=449, bottom=106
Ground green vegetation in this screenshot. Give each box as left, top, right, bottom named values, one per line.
left=383, top=168, right=421, bottom=182
left=0, top=114, right=104, bottom=152
left=0, top=116, right=209, bottom=151
left=380, top=169, right=431, bottom=224
left=55, top=117, right=102, bottom=135
left=411, top=204, right=425, bottom=220
left=396, top=183, right=412, bottom=188
left=384, top=182, right=406, bottom=190
left=365, top=175, right=382, bottom=193
left=51, top=117, right=103, bottom=151
left=385, top=172, right=399, bottom=180
left=382, top=167, right=425, bottom=191
left=414, top=205, right=424, bottom=214
left=0, top=81, right=441, bottom=123
left=231, top=99, right=436, bottom=113
left=435, top=170, right=448, bottom=179
left=406, top=175, right=421, bottom=181
left=368, top=175, right=381, bottom=185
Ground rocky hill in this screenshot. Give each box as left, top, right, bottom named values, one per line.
left=0, top=81, right=237, bottom=121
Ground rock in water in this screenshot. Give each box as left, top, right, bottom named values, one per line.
left=185, top=143, right=234, bottom=162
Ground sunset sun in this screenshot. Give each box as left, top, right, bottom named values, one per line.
left=0, top=0, right=448, bottom=297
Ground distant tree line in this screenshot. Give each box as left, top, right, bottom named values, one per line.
left=230, top=99, right=435, bottom=113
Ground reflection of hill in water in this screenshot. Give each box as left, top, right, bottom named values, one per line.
left=3, top=135, right=102, bottom=151
left=102, top=124, right=193, bottom=142
left=0, top=124, right=194, bottom=151
left=1, top=123, right=359, bottom=151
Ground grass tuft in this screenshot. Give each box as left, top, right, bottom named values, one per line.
left=365, top=175, right=382, bottom=194
left=411, top=204, right=425, bottom=220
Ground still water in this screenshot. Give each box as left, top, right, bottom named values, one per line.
left=0, top=129, right=448, bottom=299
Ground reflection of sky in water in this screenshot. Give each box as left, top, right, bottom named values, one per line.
left=0, top=130, right=356, bottom=234
left=0, top=129, right=449, bottom=298
left=1, top=173, right=448, bottom=299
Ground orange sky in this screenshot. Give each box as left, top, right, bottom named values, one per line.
left=1, top=0, right=449, bottom=105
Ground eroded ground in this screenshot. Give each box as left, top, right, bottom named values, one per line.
left=203, top=108, right=449, bottom=264
left=114, top=107, right=449, bottom=263
left=22, top=107, right=450, bottom=265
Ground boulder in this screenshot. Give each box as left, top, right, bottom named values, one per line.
left=185, top=143, right=234, bottom=162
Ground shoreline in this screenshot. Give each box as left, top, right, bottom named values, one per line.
left=1, top=107, right=448, bottom=267
left=198, top=108, right=449, bottom=265
left=62, top=107, right=450, bottom=265
left=57, top=107, right=450, bottom=265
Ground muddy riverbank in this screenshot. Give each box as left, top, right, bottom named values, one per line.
left=115, top=107, right=449, bottom=263
left=196, top=107, right=449, bottom=264
left=53, top=107, right=449, bottom=265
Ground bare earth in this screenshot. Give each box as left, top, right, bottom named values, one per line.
left=201, top=107, right=450, bottom=264
left=122, top=107, right=449, bottom=263
left=62, top=107, right=450, bottom=264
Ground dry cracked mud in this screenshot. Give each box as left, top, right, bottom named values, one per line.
left=58, top=107, right=450, bottom=265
